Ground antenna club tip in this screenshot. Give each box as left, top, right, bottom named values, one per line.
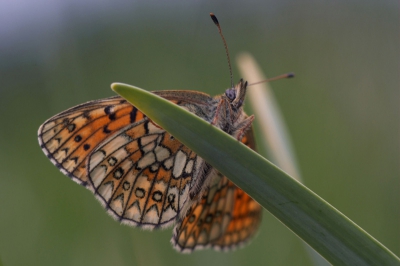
left=210, top=13, right=219, bottom=25
left=287, top=72, right=295, bottom=78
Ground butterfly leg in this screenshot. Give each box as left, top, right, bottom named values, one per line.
left=233, top=115, right=254, bottom=141
left=211, top=98, right=228, bottom=126
left=189, top=161, right=215, bottom=200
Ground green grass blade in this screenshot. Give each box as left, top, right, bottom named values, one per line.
left=111, top=83, right=400, bottom=265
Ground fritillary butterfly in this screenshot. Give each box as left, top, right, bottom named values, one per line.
left=38, top=13, right=262, bottom=253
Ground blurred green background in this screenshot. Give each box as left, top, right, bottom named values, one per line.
left=0, top=1, right=398, bottom=265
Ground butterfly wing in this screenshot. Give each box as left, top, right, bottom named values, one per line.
left=171, top=129, right=262, bottom=252
left=86, top=118, right=200, bottom=229
left=172, top=173, right=234, bottom=252
left=210, top=183, right=262, bottom=251
left=38, top=96, right=145, bottom=187
left=38, top=90, right=213, bottom=228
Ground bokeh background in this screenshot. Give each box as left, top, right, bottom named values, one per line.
left=0, top=1, right=398, bottom=265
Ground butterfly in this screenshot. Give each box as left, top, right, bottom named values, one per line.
left=38, top=13, right=262, bottom=253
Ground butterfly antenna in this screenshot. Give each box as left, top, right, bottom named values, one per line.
left=210, top=13, right=234, bottom=89
left=248, top=72, right=295, bottom=87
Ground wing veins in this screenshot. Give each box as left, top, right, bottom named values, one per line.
left=211, top=179, right=233, bottom=245
left=56, top=112, right=143, bottom=174
left=139, top=164, right=161, bottom=223
left=156, top=165, right=174, bottom=226
left=103, top=157, right=144, bottom=221
left=40, top=97, right=124, bottom=137
left=86, top=121, right=147, bottom=171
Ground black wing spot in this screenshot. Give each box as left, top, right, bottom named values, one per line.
left=152, top=191, right=163, bottom=202
left=113, top=167, right=124, bottom=180
left=103, top=125, right=111, bottom=134
left=144, top=121, right=149, bottom=134
left=123, top=181, right=130, bottom=191
left=83, top=144, right=90, bottom=151
left=74, top=135, right=82, bottom=142
left=129, top=108, right=137, bottom=123
left=108, top=157, right=117, bottom=166
left=108, top=113, right=116, bottom=120
left=104, top=106, right=113, bottom=115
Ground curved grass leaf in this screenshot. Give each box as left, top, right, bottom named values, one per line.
left=112, top=83, right=400, bottom=265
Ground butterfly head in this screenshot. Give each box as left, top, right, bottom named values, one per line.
left=225, top=79, right=248, bottom=109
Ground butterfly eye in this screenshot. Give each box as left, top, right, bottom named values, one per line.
left=225, top=88, right=236, bottom=101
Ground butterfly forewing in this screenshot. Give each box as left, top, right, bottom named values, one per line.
left=37, top=92, right=200, bottom=187
left=38, top=96, right=144, bottom=187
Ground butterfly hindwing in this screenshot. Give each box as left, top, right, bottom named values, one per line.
left=171, top=129, right=262, bottom=252
left=211, top=184, right=262, bottom=251
left=172, top=173, right=234, bottom=252
left=87, top=118, right=199, bottom=229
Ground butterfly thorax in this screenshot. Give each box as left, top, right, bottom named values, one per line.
left=183, top=79, right=253, bottom=206
left=211, top=79, right=252, bottom=140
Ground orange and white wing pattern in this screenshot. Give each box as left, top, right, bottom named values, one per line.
left=210, top=183, right=262, bottom=251
left=38, top=82, right=262, bottom=250
left=87, top=119, right=198, bottom=229
left=172, top=131, right=262, bottom=252
left=38, top=96, right=145, bottom=187
left=38, top=93, right=203, bottom=229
